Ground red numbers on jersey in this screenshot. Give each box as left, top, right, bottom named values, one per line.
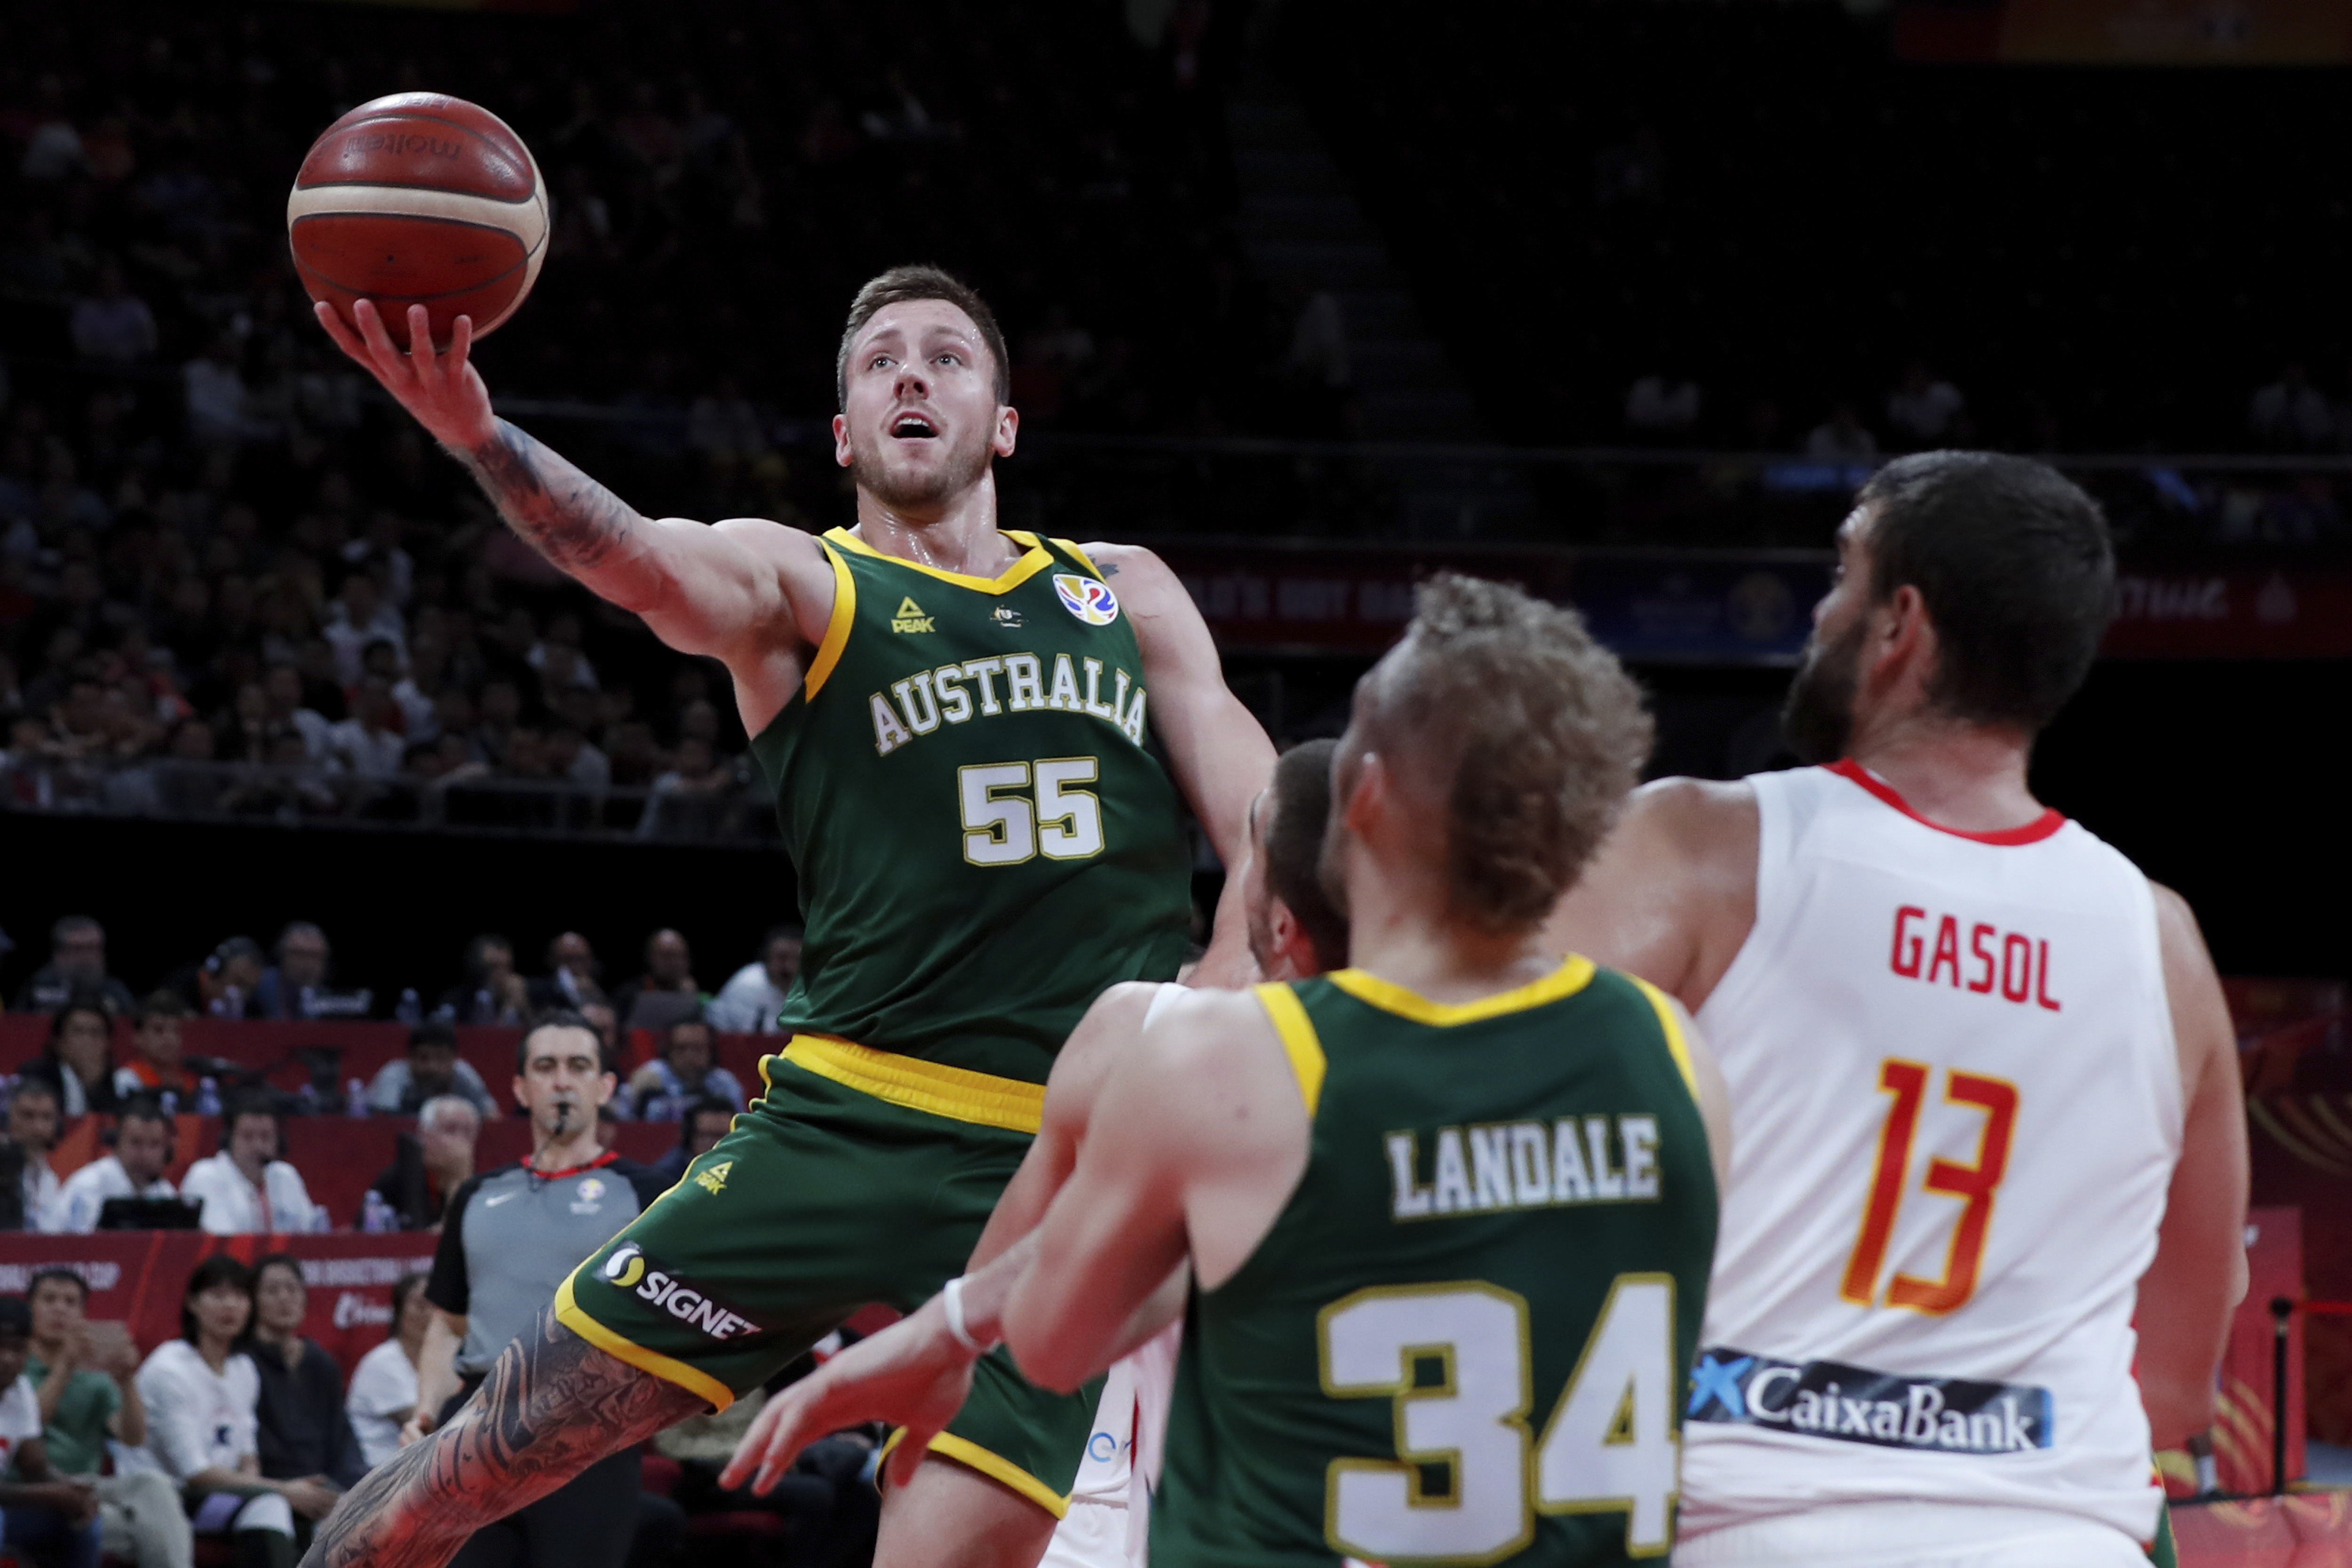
left=1889, top=906, right=2061, bottom=1012
left=1841, top=1059, right=2021, bottom=1315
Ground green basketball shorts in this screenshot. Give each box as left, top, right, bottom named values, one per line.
left=557, top=1034, right=1103, bottom=1515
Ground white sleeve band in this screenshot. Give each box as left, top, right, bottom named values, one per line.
left=941, top=1275, right=995, bottom=1353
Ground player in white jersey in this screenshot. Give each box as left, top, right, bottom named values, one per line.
left=1007, top=740, right=1350, bottom=1568
left=1548, top=452, right=2248, bottom=1567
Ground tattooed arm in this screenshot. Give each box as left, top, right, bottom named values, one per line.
left=316, top=301, right=830, bottom=731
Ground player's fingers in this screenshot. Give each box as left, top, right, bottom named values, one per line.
left=725, top=1392, right=811, bottom=1494
left=885, top=1427, right=938, bottom=1492
left=408, top=306, right=440, bottom=383
left=350, top=299, right=405, bottom=379
left=448, top=312, right=475, bottom=373
left=312, top=302, right=370, bottom=364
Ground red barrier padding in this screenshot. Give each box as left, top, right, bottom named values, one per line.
left=2176, top=1492, right=2352, bottom=1567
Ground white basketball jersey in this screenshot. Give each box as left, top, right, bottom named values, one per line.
left=1680, top=763, right=2180, bottom=1544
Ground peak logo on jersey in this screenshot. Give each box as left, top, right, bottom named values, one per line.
left=990, top=605, right=1025, bottom=629
left=600, top=1244, right=761, bottom=1342
left=1053, top=574, right=1119, bottom=626
left=892, top=596, right=935, bottom=634
left=1686, top=1347, right=2051, bottom=1455
left=693, top=1160, right=733, bottom=1195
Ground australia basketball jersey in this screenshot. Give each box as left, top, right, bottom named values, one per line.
left=1680, top=762, right=2181, bottom=1546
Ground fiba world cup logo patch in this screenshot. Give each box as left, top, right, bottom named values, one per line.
left=1053, top=574, right=1120, bottom=626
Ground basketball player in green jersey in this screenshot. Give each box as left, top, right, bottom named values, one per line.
left=727, top=575, right=1738, bottom=1568
left=304, top=267, right=1276, bottom=1568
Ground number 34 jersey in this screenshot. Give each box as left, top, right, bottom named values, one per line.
left=1156, top=963, right=1719, bottom=1568
left=748, top=530, right=1192, bottom=1085
left=1681, top=762, right=2181, bottom=1544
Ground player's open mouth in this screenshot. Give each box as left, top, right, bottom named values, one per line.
left=890, top=414, right=937, bottom=439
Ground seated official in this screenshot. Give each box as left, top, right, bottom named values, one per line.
left=180, top=1099, right=321, bottom=1235
left=368, top=1096, right=481, bottom=1232
left=8, top=1080, right=64, bottom=1232
left=366, top=1023, right=500, bottom=1118
left=650, top=1096, right=737, bottom=1189
left=109, top=993, right=196, bottom=1104
left=48, top=1101, right=177, bottom=1234
left=623, top=1015, right=745, bottom=1121
left=17, top=1002, right=121, bottom=1121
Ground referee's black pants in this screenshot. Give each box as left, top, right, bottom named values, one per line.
left=440, top=1380, right=643, bottom=1568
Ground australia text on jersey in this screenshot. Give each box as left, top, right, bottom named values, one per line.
left=1385, top=1113, right=1664, bottom=1221
left=867, top=651, right=1147, bottom=756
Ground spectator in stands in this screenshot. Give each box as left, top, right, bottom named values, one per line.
left=368, top=1095, right=480, bottom=1233
left=247, top=1254, right=366, bottom=1527
left=0, top=1293, right=105, bottom=1568
left=325, top=678, right=406, bottom=780
left=111, top=992, right=196, bottom=1100
left=168, top=939, right=263, bottom=1021
left=1625, top=370, right=1701, bottom=441
left=707, top=925, right=800, bottom=1034
left=136, top=1255, right=319, bottom=1568
left=650, top=1095, right=737, bottom=1188
left=183, top=334, right=257, bottom=449
left=366, top=1022, right=498, bottom=1117
left=1804, top=402, right=1879, bottom=462
left=254, top=924, right=367, bottom=1021
left=1885, top=359, right=1965, bottom=446
left=19, top=1002, right=119, bottom=1120
left=23, top=1268, right=191, bottom=1568
left=8, top=1080, right=63, bottom=1230
left=580, top=1002, right=623, bottom=1084
left=2250, top=362, right=2334, bottom=449
left=624, top=1015, right=745, bottom=1121
left=9, top=917, right=137, bottom=1016
left=48, top=1100, right=176, bottom=1234
left=528, top=932, right=602, bottom=1011
left=609, top=929, right=702, bottom=1032
left=345, top=1273, right=429, bottom=1472
left=179, top=1098, right=321, bottom=1235
left=436, top=935, right=529, bottom=1026
left=68, top=260, right=158, bottom=365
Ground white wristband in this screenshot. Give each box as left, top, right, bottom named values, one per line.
left=941, top=1275, right=995, bottom=1353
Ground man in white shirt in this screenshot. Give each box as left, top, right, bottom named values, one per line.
left=180, top=1100, right=321, bottom=1235
left=48, top=1103, right=178, bottom=1234
left=8, top=1079, right=64, bottom=1230
left=325, top=679, right=408, bottom=780
left=706, top=926, right=801, bottom=1034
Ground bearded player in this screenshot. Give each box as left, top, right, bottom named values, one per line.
left=1544, top=453, right=2246, bottom=1566
left=303, top=266, right=1276, bottom=1568
left=726, top=575, right=1737, bottom=1567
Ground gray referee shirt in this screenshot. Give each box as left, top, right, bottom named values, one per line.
left=428, top=1153, right=668, bottom=1379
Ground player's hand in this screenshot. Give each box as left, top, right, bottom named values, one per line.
left=719, top=1295, right=982, bottom=1496
left=313, top=298, right=498, bottom=452
left=280, top=1478, right=341, bottom=1520
left=398, top=1406, right=436, bottom=1448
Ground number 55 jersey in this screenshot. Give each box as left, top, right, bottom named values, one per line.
left=752, top=529, right=1192, bottom=1085
left=1681, top=762, right=2181, bottom=1544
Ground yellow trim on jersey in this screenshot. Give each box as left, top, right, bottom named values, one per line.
left=1325, top=957, right=1597, bottom=1027
left=778, top=1034, right=1046, bottom=1134
left=553, top=1274, right=737, bottom=1412
left=879, top=1429, right=1071, bottom=1518
left=803, top=541, right=857, bottom=700
left=823, top=526, right=1057, bottom=595
left=1628, top=976, right=1701, bottom=1102
left=1254, top=983, right=1327, bottom=1116
left=1049, top=536, right=1108, bottom=578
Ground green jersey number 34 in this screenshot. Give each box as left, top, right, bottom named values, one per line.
left=959, top=757, right=1104, bottom=866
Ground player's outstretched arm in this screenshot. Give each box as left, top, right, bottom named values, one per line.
left=1543, top=777, right=1759, bottom=1013
left=314, top=301, right=822, bottom=690
left=2135, top=883, right=2249, bottom=1449
left=1085, top=543, right=1277, bottom=987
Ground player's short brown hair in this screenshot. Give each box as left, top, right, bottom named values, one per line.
left=835, top=265, right=1010, bottom=410
left=1265, top=739, right=1348, bottom=971
left=1360, top=573, right=1652, bottom=936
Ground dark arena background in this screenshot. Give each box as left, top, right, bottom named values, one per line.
left=2, top=1, right=2351, bottom=1563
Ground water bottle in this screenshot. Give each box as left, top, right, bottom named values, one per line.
left=395, top=988, right=422, bottom=1025
left=195, top=1077, right=222, bottom=1117
left=299, top=985, right=317, bottom=1020
left=159, top=1090, right=179, bottom=1116
left=347, top=1078, right=369, bottom=1117
left=361, top=1189, right=394, bottom=1234
left=310, top=1202, right=334, bottom=1233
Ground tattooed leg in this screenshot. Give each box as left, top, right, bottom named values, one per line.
left=301, top=1310, right=704, bottom=1568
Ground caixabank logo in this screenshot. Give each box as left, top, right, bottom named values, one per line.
left=600, top=1244, right=763, bottom=1343
left=1686, top=1347, right=2051, bottom=1455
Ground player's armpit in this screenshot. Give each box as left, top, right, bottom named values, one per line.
left=1085, top=543, right=1277, bottom=988
left=1543, top=776, right=1758, bottom=1012
left=2134, top=882, right=2249, bottom=1449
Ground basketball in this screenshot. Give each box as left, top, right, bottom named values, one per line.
left=286, top=92, right=548, bottom=353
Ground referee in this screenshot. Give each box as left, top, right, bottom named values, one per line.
left=407, top=1012, right=668, bottom=1568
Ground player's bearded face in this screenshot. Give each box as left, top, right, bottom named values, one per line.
left=1782, top=610, right=1865, bottom=764
left=848, top=407, right=993, bottom=509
